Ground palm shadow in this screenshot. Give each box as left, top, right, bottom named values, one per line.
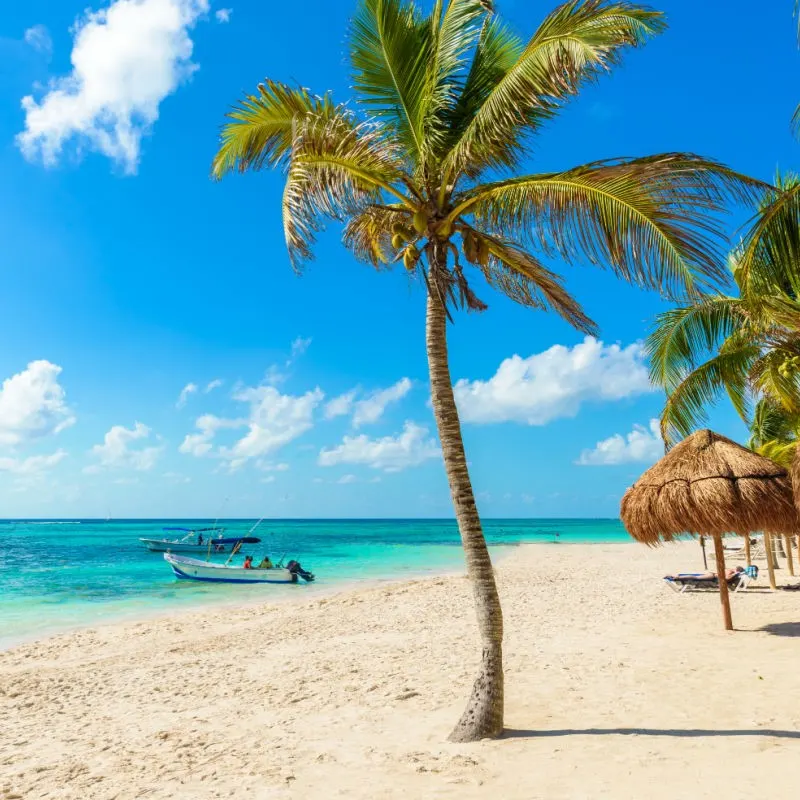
left=503, top=727, right=800, bottom=740
left=758, top=622, right=800, bottom=637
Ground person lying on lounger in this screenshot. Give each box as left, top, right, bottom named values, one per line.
left=665, top=566, right=744, bottom=581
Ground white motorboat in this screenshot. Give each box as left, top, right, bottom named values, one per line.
left=140, top=528, right=261, bottom=554
left=164, top=553, right=314, bottom=584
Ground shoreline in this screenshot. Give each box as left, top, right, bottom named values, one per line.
left=0, top=540, right=572, bottom=653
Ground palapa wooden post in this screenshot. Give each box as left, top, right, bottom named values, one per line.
left=785, top=535, right=795, bottom=576
left=712, top=534, right=733, bottom=631
left=744, top=535, right=752, bottom=567
left=765, top=532, right=777, bottom=589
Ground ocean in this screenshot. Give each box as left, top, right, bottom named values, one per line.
left=0, top=518, right=628, bottom=649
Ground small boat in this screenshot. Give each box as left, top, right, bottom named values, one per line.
left=164, top=553, right=315, bottom=584
left=140, top=528, right=260, bottom=554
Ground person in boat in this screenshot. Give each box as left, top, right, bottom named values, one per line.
left=257, top=555, right=273, bottom=569
left=197, top=532, right=204, bottom=545
left=243, top=555, right=254, bottom=569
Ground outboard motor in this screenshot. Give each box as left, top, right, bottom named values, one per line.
left=286, top=560, right=315, bottom=583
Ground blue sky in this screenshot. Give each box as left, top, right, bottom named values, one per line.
left=0, top=0, right=797, bottom=519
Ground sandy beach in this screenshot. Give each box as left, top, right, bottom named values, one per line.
left=3, top=541, right=800, bottom=799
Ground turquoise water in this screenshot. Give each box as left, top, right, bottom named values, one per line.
left=0, top=518, right=628, bottom=648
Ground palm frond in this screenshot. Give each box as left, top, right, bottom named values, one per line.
left=459, top=154, right=761, bottom=299
left=422, top=0, right=492, bottom=162
left=659, top=346, right=759, bottom=446
left=350, top=0, right=432, bottom=164
left=442, top=0, right=666, bottom=179
left=282, top=117, right=411, bottom=268
left=212, top=81, right=341, bottom=178
left=646, top=296, right=747, bottom=392
left=737, top=174, right=800, bottom=294
left=460, top=226, right=597, bottom=333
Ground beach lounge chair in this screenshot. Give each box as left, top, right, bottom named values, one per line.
left=664, top=565, right=757, bottom=594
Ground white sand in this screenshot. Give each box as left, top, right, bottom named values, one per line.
left=2, top=541, right=800, bottom=799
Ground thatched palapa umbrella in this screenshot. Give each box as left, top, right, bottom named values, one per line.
left=620, top=429, right=798, bottom=630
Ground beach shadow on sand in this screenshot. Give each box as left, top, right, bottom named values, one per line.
left=503, top=727, right=800, bottom=740
left=757, top=622, right=800, bottom=637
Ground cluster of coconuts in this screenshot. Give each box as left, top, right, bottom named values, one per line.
left=392, top=209, right=490, bottom=270
left=778, top=356, right=800, bottom=378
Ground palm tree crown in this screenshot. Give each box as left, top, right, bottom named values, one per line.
left=213, top=0, right=751, bottom=321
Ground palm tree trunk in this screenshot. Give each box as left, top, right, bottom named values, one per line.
left=425, top=273, right=504, bottom=743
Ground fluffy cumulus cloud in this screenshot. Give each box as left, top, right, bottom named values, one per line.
left=577, top=419, right=663, bottom=466
left=24, top=25, right=53, bottom=57
left=318, top=422, right=440, bottom=472
left=215, top=7, right=232, bottom=22
left=17, top=0, right=210, bottom=173
left=179, top=413, right=241, bottom=457
left=87, top=421, right=163, bottom=471
left=180, top=384, right=323, bottom=468
left=352, top=378, right=412, bottom=427
left=0, top=360, right=75, bottom=447
left=176, top=382, right=198, bottom=408
left=221, top=386, right=323, bottom=466
left=454, top=337, right=653, bottom=425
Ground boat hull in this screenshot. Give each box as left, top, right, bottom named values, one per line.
left=140, top=538, right=230, bottom=553
left=164, top=554, right=296, bottom=584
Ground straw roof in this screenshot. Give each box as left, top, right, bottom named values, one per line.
left=621, top=429, right=799, bottom=544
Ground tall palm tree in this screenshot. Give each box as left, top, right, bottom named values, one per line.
left=647, top=174, right=800, bottom=449
left=212, top=0, right=753, bottom=742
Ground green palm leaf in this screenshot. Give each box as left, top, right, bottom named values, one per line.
left=458, top=154, right=759, bottom=298
left=659, top=346, right=758, bottom=446
left=442, top=0, right=666, bottom=179
left=646, top=297, right=747, bottom=392
left=460, top=226, right=598, bottom=333
left=350, top=0, right=432, bottom=164
left=211, top=81, right=341, bottom=178
left=282, top=117, right=412, bottom=268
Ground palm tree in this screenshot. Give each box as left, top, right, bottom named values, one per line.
left=647, top=174, right=800, bottom=449
left=212, top=0, right=753, bottom=742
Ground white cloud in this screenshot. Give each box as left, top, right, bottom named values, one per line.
left=577, top=419, right=663, bottom=466
left=176, top=382, right=198, bottom=409
left=454, top=337, right=653, bottom=425
left=24, top=25, right=53, bottom=57
left=324, top=390, right=357, bottom=420
left=0, top=360, right=75, bottom=447
left=88, top=421, right=163, bottom=471
left=260, top=475, right=276, bottom=484
left=179, top=413, right=241, bottom=457
left=180, top=385, right=322, bottom=467
left=215, top=7, right=232, bottom=22
left=17, top=0, right=210, bottom=174
left=0, top=450, right=67, bottom=474
left=222, top=386, right=323, bottom=462
left=318, top=421, right=440, bottom=472
left=113, top=477, right=139, bottom=485
left=352, top=378, right=412, bottom=427
left=337, top=474, right=357, bottom=484
left=204, top=379, right=223, bottom=393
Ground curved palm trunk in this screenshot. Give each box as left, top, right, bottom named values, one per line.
left=425, top=276, right=504, bottom=743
